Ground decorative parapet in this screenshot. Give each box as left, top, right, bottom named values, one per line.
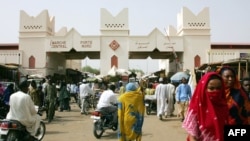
left=177, top=7, right=210, bottom=32
left=100, top=8, right=129, bottom=31
left=20, top=10, right=55, bottom=35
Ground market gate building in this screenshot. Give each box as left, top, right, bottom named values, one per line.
left=5, top=7, right=212, bottom=77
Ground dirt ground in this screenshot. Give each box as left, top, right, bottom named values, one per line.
left=42, top=102, right=187, bottom=141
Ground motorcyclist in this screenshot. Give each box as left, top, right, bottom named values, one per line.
left=96, top=84, right=118, bottom=124
left=6, top=78, right=41, bottom=140
left=79, top=79, right=94, bottom=114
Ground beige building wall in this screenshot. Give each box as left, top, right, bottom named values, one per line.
left=209, top=49, right=250, bottom=63
left=0, top=50, right=22, bottom=65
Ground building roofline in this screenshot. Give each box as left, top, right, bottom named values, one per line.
left=0, top=43, right=19, bottom=46
left=211, top=42, right=250, bottom=45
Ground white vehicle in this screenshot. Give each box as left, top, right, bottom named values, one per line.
left=27, top=74, right=45, bottom=88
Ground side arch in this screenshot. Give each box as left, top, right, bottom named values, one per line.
left=29, top=55, right=35, bottom=69
left=111, top=55, right=118, bottom=68
left=194, top=55, right=200, bottom=68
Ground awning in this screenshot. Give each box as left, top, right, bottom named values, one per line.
left=197, top=62, right=222, bottom=70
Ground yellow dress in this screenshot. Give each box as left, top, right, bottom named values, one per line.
left=119, top=86, right=125, bottom=95
left=118, top=90, right=145, bottom=141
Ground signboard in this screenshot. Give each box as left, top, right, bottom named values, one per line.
left=240, top=53, right=250, bottom=59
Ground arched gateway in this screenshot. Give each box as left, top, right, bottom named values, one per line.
left=18, top=7, right=210, bottom=76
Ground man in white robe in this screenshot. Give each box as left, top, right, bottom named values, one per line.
left=6, top=79, right=41, bottom=137
left=79, top=79, right=94, bottom=114
left=164, top=80, right=176, bottom=117
left=155, top=78, right=167, bottom=120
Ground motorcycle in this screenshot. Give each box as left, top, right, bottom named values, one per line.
left=92, top=91, right=101, bottom=110
left=145, top=99, right=157, bottom=115
left=90, top=107, right=118, bottom=139
left=81, top=95, right=93, bottom=115
left=0, top=106, right=46, bottom=141
left=79, top=94, right=98, bottom=115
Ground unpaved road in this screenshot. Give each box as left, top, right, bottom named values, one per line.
left=42, top=102, right=187, bottom=141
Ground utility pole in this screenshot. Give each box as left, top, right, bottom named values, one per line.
left=164, top=28, right=181, bottom=72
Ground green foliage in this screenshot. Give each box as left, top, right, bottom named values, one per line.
left=108, top=75, right=121, bottom=82
left=129, top=68, right=144, bottom=75
left=82, top=65, right=100, bottom=75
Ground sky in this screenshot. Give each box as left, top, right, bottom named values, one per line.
left=1, top=0, right=250, bottom=74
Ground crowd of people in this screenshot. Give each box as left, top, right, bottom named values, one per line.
left=0, top=77, right=70, bottom=122
left=182, top=66, right=250, bottom=141
left=2, top=65, right=250, bottom=141
left=133, top=66, right=250, bottom=141
left=116, top=65, right=250, bottom=141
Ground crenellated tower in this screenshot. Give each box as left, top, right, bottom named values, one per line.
left=19, top=10, right=63, bottom=76
left=177, top=7, right=211, bottom=70
left=19, top=10, right=55, bottom=37
left=100, top=8, right=130, bottom=72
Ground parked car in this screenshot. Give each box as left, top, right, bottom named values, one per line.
left=0, top=81, right=18, bottom=92
left=27, top=74, right=45, bottom=88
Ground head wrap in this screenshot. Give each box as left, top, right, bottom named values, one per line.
left=217, top=66, right=240, bottom=89
left=126, top=83, right=137, bottom=92
left=159, top=77, right=163, bottom=83
left=182, top=72, right=228, bottom=141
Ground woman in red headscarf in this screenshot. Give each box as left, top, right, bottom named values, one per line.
left=182, top=72, right=229, bottom=141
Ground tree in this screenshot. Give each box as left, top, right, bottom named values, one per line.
left=82, top=66, right=100, bottom=75
left=129, top=68, right=145, bottom=75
